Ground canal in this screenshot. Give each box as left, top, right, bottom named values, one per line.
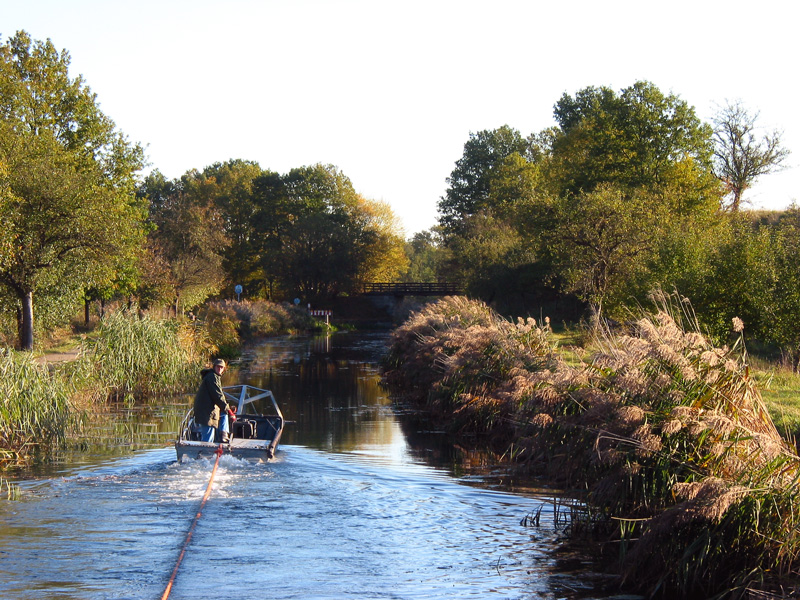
left=0, top=331, right=618, bottom=599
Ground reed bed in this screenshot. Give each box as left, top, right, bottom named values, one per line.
left=382, top=296, right=559, bottom=437
left=1, top=310, right=218, bottom=478
left=383, top=295, right=800, bottom=598
left=0, top=348, right=79, bottom=468
left=84, top=311, right=209, bottom=401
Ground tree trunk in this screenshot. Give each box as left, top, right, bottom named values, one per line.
left=19, top=290, right=34, bottom=351
left=731, top=190, right=742, bottom=212
left=85, top=297, right=91, bottom=326
left=15, top=306, right=23, bottom=350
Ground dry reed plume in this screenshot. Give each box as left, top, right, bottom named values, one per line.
left=382, top=294, right=800, bottom=598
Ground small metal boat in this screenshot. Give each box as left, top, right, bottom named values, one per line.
left=176, top=385, right=285, bottom=462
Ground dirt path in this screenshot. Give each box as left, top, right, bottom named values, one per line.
left=35, top=349, right=81, bottom=365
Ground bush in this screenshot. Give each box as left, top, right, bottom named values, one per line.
left=201, top=303, right=241, bottom=358
left=203, top=299, right=315, bottom=341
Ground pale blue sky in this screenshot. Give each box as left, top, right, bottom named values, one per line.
left=3, top=0, right=797, bottom=235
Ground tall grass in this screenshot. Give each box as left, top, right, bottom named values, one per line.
left=85, top=311, right=211, bottom=400
left=0, top=348, right=80, bottom=467
left=383, top=294, right=800, bottom=598
left=1, top=310, right=216, bottom=480
left=383, top=296, right=558, bottom=436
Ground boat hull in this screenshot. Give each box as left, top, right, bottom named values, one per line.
left=175, top=438, right=279, bottom=462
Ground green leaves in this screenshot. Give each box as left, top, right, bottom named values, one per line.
left=543, top=184, right=667, bottom=314
left=0, top=31, right=146, bottom=349
left=251, top=163, right=406, bottom=300
left=437, top=125, right=532, bottom=235
left=551, top=81, right=716, bottom=196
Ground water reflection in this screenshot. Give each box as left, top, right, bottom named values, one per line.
left=0, top=331, right=627, bottom=600
left=234, top=332, right=404, bottom=456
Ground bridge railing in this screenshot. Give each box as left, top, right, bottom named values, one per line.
left=361, top=282, right=462, bottom=296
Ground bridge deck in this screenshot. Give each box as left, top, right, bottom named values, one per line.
left=361, top=282, right=462, bottom=296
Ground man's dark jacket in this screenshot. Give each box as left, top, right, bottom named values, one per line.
left=193, top=368, right=228, bottom=427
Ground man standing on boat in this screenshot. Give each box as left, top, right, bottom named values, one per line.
left=193, top=358, right=236, bottom=443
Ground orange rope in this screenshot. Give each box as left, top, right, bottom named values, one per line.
left=161, top=445, right=224, bottom=600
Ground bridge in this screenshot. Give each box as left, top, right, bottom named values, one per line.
left=361, top=282, right=463, bottom=296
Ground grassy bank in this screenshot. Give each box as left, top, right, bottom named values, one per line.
left=382, top=296, right=800, bottom=599
left=0, top=311, right=209, bottom=476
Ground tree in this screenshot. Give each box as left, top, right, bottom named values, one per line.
left=139, top=170, right=229, bottom=314
left=194, top=160, right=263, bottom=293
left=0, top=31, right=146, bottom=349
left=540, top=184, right=668, bottom=318
left=768, top=207, right=800, bottom=367
left=403, top=228, right=448, bottom=283
left=443, top=211, right=533, bottom=303
left=352, top=197, right=408, bottom=284
left=548, top=81, right=720, bottom=212
left=712, top=101, right=790, bottom=211
left=487, top=152, right=542, bottom=220
left=251, top=164, right=406, bottom=300
left=438, top=125, right=532, bottom=235
left=254, top=164, right=362, bottom=299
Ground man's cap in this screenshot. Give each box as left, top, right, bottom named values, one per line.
left=213, top=358, right=226, bottom=368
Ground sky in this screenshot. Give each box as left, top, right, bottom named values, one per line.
left=3, top=0, right=798, bottom=236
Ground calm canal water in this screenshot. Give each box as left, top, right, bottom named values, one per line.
left=0, top=332, right=619, bottom=599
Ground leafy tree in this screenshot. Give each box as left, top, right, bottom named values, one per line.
left=712, top=101, right=790, bottom=211
left=0, top=31, right=146, bottom=349
left=486, top=152, right=542, bottom=220
left=139, top=170, right=229, bottom=314
left=444, top=212, right=533, bottom=302
left=253, top=164, right=360, bottom=299
left=250, top=170, right=288, bottom=298
left=252, top=164, right=405, bottom=300
left=438, top=125, right=531, bottom=235
left=540, top=184, right=668, bottom=318
left=548, top=81, right=720, bottom=212
left=352, top=197, right=408, bottom=284
left=403, top=229, right=449, bottom=283
left=133, top=240, right=174, bottom=311
left=689, top=217, right=775, bottom=338
left=751, top=207, right=800, bottom=367
left=193, top=160, right=263, bottom=293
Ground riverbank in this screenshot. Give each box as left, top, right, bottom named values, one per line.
left=1, top=300, right=318, bottom=475
left=381, top=295, right=800, bottom=599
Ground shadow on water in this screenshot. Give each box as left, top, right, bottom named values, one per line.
left=0, top=331, right=632, bottom=599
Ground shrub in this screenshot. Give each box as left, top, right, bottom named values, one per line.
left=201, top=303, right=240, bottom=358
left=203, top=299, right=315, bottom=341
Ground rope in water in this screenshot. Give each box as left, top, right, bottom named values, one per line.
left=161, top=445, right=224, bottom=600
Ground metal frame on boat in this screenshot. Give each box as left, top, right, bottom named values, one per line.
left=175, top=385, right=285, bottom=462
